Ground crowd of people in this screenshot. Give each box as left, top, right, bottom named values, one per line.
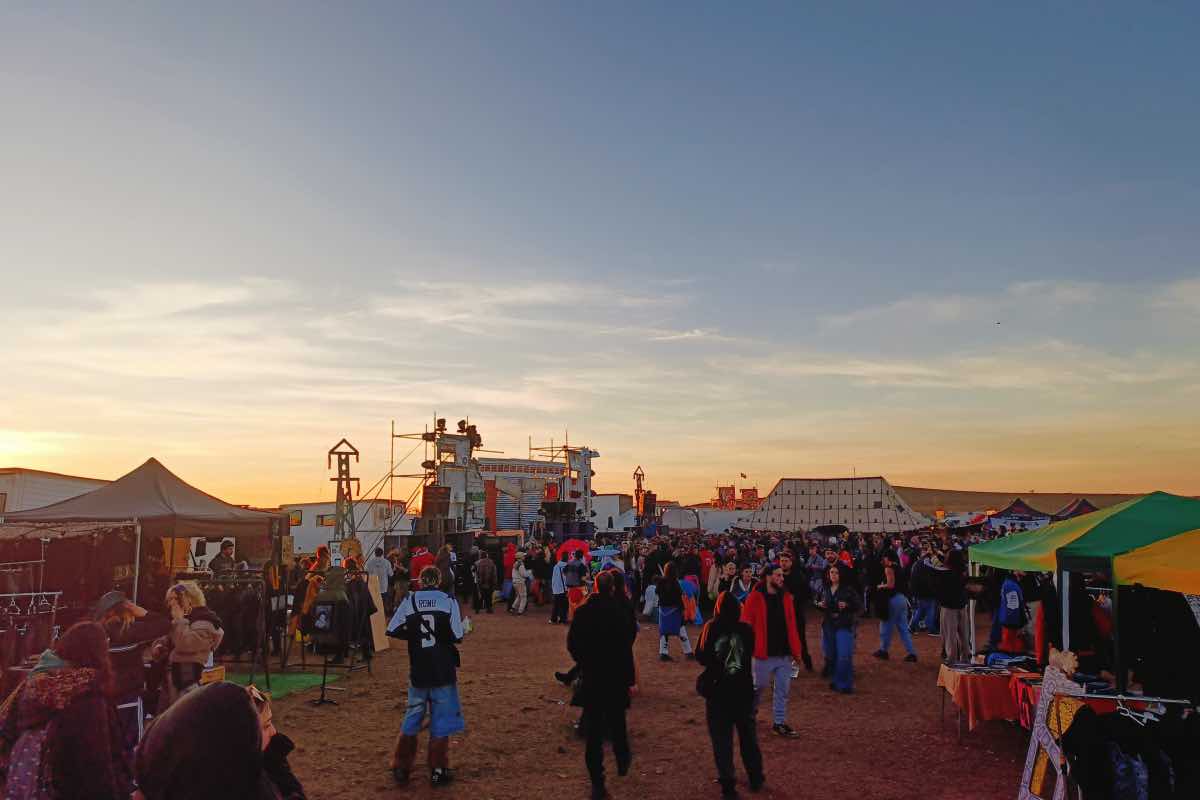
left=354, top=522, right=1036, bottom=799
left=0, top=520, right=1047, bottom=799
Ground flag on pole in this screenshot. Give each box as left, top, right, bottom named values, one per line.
left=739, top=472, right=747, bottom=479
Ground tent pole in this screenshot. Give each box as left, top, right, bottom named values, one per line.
left=1110, top=561, right=1124, bottom=693
left=133, top=519, right=142, bottom=605
left=1060, top=569, right=1070, bottom=652
left=968, top=561, right=978, bottom=656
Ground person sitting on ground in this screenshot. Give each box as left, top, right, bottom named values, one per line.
left=0, top=621, right=132, bottom=800
left=154, top=581, right=223, bottom=712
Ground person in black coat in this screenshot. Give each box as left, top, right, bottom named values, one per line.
left=567, top=571, right=637, bottom=800
left=697, top=592, right=764, bottom=799
left=819, top=565, right=861, bottom=693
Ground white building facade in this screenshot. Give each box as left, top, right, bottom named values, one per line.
left=0, top=468, right=109, bottom=514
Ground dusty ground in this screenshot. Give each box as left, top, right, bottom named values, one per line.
left=278, top=601, right=1026, bottom=800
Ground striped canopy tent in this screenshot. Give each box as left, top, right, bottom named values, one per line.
left=1051, top=497, right=1098, bottom=521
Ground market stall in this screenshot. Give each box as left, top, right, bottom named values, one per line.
left=0, top=458, right=286, bottom=611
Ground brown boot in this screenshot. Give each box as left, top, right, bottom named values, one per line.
left=391, top=733, right=418, bottom=785
left=428, top=736, right=453, bottom=787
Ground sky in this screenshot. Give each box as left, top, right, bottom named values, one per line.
left=2, top=3, right=1199, bottom=507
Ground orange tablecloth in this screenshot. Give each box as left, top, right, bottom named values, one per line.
left=937, top=664, right=1019, bottom=731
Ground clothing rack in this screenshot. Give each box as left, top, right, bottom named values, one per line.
left=192, top=574, right=271, bottom=691
left=1075, top=691, right=1192, bottom=705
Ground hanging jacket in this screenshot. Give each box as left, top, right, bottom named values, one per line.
left=999, top=577, right=1027, bottom=629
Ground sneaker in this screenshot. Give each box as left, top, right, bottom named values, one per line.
left=392, top=767, right=410, bottom=786
left=873, top=650, right=889, bottom=660
left=430, top=767, right=454, bottom=787
left=659, top=654, right=674, bottom=662
left=721, top=787, right=741, bottom=800
left=591, top=784, right=613, bottom=800
left=771, top=723, right=801, bottom=738
left=790, top=661, right=800, bottom=679
left=904, top=653, right=918, bottom=663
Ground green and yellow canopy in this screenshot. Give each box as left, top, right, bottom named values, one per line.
left=969, top=492, right=1200, bottom=591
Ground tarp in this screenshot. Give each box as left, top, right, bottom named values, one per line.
left=1051, top=498, right=1098, bottom=521
left=970, top=492, right=1200, bottom=573
left=0, top=458, right=283, bottom=558
left=1113, top=528, right=1200, bottom=594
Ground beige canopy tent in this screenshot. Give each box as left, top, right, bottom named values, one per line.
left=0, top=458, right=285, bottom=603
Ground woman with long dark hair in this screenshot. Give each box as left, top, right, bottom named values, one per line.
left=819, top=564, right=861, bottom=693
left=0, top=621, right=132, bottom=799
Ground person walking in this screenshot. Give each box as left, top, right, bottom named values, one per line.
left=567, top=571, right=637, bottom=800
left=655, top=562, right=694, bottom=661
left=739, top=563, right=803, bottom=738
left=819, top=564, right=860, bottom=693
left=873, top=552, right=918, bottom=662
left=697, top=592, right=764, bottom=799
left=387, top=566, right=466, bottom=787
left=550, top=552, right=570, bottom=624
left=510, top=551, right=530, bottom=615
left=778, top=550, right=814, bottom=674
left=473, top=550, right=498, bottom=614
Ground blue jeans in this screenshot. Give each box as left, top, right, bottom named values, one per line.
left=879, top=593, right=916, bottom=656
left=401, top=684, right=465, bottom=738
left=751, top=656, right=793, bottom=725
left=822, top=625, right=855, bottom=691
left=910, top=597, right=940, bottom=634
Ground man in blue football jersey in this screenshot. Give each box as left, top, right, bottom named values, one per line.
left=387, top=565, right=466, bottom=787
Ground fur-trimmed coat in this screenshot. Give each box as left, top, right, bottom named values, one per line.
left=0, top=662, right=131, bottom=799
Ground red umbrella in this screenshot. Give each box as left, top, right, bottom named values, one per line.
left=556, top=538, right=591, bottom=563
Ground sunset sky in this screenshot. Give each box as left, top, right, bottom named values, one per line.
left=3, top=5, right=1198, bottom=507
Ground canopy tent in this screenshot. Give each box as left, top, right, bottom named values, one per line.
left=991, top=497, right=1051, bottom=520
left=1, top=457, right=284, bottom=557
left=0, top=458, right=285, bottom=605
left=970, top=493, right=1200, bottom=572
left=1052, top=497, right=1098, bottom=521
left=970, top=492, right=1200, bottom=691
left=1113, top=529, right=1200, bottom=595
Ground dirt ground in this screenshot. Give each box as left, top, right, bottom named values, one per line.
left=277, top=601, right=1026, bottom=800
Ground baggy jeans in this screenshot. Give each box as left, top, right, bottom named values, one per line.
left=879, top=592, right=916, bottom=656
left=751, top=656, right=793, bottom=725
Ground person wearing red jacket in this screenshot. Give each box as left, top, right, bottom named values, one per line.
left=739, top=563, right=803, bottom=738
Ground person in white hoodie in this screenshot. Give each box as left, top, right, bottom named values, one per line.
left=510, top=552, right=531, bottom=615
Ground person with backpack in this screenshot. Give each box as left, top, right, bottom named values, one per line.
left=697, top=592, right=764, bottom=799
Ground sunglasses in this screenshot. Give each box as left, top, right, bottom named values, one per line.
left=246, top=684, right=270, bottom=709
